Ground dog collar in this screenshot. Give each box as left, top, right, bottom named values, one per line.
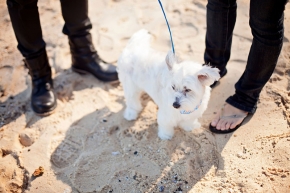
left=180, top=100, right=202, bottom=114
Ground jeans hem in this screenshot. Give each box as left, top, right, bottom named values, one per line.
left=225, top=97, right=257, bottom=114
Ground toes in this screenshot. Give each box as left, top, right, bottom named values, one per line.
left=211, top=115, right=220, bottom=127
left=230, top=118, right=244, bottom=129
left=229, top=120, right=236, bottom=129
left=220, top=119, right=231, bottom=130
left=216, top=119, right=226, bottom=130
left=211, top=103, right=248, bottom=132
left=225, top=122, right=232, bottom=130
left=230, top=122, right=236, bottom=129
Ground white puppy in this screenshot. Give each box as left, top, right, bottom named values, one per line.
left=117, top=29, right=220, bottom=140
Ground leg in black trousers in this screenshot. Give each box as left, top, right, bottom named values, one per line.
left=6, top=0, right=118, bottom=115
left=60, top=0, right=118, bottom=82
left=206, top=0, right=288, bottom=133
left=7, top=0, right=56, bottom=116
left=226, top=0, right=287, bottom=113
left=6, top=0, right=45, bottom=59
left=204, top=0, right=237, bottom=77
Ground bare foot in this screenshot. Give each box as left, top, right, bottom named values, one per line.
left=211, top=103, right=248, bottom=131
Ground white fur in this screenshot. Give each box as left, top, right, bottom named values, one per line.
left=117, top=29, right=220, bottom=140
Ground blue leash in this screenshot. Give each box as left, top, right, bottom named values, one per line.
left=158, top=0, right=175, bottom=55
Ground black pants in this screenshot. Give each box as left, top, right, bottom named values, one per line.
left=6, top=0, right=92, bottom=59
left=205, top=0, right=288, bottom=113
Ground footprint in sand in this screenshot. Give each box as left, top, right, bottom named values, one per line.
left=269, top=74, right=282, bottom=83
left=99, top=35, right=114, bottom=51
left=0, top=153, right=29, bottom=193
left=122, top=127, right=148, bottom=140
left=52, top=119, right=160, bottom=192
left=0, top=65, right=13, bottom=96
left=50, top=126, right=84, bottom=168
left=69, top=153, right=160, bottom=192
left=54, top=72, right=82, bottom=102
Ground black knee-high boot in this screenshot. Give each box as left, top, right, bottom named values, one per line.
left=59, top=0, right=118, bottom=82
left=69, top=34, right=118, bottom=82
left=24, top=52, right=57, bottom=116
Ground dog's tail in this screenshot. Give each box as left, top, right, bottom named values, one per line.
left=117, top=29, right=151, bottom=73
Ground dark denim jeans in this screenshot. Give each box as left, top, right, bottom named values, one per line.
left=6, top=0, right=92, bottom=59
left=204, top=0, right=288, bottom=114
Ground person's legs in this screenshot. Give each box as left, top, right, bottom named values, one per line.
left=211, top=0, right=288, bottom=132
left=7, top=0, right=56, bottom=116
left=204, top=0, right=237, bottom=77
left=60, top=0, right=92, bottom=38
left=7, top=0, right=45, bottom=59
left=60, top=0, right=118, bottom=82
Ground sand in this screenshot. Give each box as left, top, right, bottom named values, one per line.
left=0, top=0, right=290, bottom=192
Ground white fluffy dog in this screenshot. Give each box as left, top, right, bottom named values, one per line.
left=117, top=29, right=220, bottom=140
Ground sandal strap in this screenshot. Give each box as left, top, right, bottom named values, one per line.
left=220, top=114, right=247, bottom=119
left=219, top=104, right=248, bottom=119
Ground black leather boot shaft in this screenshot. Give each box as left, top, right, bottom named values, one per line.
left=24, top=52, right=57, bottom=116
left=69, top=34, right=118, bottom=82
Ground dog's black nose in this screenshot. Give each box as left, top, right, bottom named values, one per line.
left=173, top=102, right=180, bottom=109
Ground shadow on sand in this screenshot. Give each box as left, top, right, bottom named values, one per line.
left=48, top=93, right=237, bottom=193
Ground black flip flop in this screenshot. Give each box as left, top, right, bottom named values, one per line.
left=209, top=105, right=249, bottom=134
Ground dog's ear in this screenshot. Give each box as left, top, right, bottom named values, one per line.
left=197, top=66, right=220, bottom=86
left=165, top=51, right=179, bottom=70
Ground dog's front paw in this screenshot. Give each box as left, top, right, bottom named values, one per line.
left=182, top=126, right=193, bottom=132
left=192, top=121, right=201, bottom=129
left=158, top=129, right=173, bottom=140
left=124, top=107, right=139, bottom=121
left=180, top=120, right=201, bottom=132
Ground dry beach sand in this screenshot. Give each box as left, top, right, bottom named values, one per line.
left=0, top=0, right=290, bottom=192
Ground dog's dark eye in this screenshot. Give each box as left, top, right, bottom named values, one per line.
left=185, top=89, right=191, bottom=92
left=172, top=85, right=175, bottom=90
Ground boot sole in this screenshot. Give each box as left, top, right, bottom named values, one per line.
left=34, top=105, right=57, bottom=117
left=72, top=66, right=119, bottom=84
